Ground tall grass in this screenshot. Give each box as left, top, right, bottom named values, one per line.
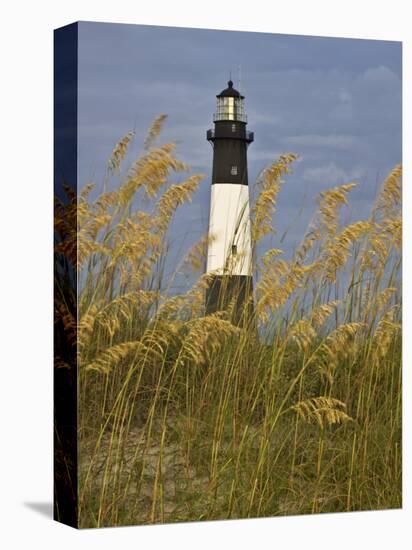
left=56, top=117, right=401, bottom=527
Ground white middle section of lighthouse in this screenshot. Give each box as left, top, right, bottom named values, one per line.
left=206, top=183, right=252, bottom=277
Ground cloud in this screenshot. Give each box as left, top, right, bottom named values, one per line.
left=302, top=162, right=364, bottom=185
left=249, top=149, right=285, bottom=162
left=283, top=134, right=361, bottom=151
left=338, top=88, right=352, bottom=103
left=248, top=111, right=282, bottom=126
left=361, top=65, right=400, bottom=86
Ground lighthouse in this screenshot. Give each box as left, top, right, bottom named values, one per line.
left=205, top=80, right=254, bottom=323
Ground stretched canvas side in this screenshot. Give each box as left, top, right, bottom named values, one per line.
left=54, top=22, right=79, bottom=529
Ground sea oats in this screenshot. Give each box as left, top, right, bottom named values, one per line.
left=108, top=131, right=135, bottom=175
left=67, top=120, right=401, bottom=525
left=289, top=397, right=352, bottom=429
left=144, top=114, right=168, bottom=151
left=251, top=154, right=297, bottom=243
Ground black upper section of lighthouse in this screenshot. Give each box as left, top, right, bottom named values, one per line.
left=207, top=80, right=253, bottom=186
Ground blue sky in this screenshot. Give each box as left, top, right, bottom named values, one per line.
left=78, top=22, right=401, bottom=286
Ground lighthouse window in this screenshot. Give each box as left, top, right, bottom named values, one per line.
left=231, top=244, right=237, bottom=255
left=231, top=165, right=238, bottom=175
left=231, top=123, right=236, bottom=132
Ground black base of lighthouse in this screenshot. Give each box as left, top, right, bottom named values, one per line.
left=205, top=275, right=254, bottom=326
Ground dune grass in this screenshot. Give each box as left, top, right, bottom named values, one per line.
left=55, top=117, right=401, bottom=527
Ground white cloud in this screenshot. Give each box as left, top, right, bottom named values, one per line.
left=249, top=150, right=285, bottom=162
left=339, top=88, right=352, bottom=103
left=283, top=134, right=360, bottom=151
left=302, top=162, right=364, bottom=185
left=361, top=65, right=400, bottom=86
left=248, top=111, right=282, bottom=126
left=329, top=101, right=354, bottom=122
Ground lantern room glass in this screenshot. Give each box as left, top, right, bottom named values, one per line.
left=214, top=97, right=247, bottom=122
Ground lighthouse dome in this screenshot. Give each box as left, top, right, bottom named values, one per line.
left=216, top=80, right=245, bottom=99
